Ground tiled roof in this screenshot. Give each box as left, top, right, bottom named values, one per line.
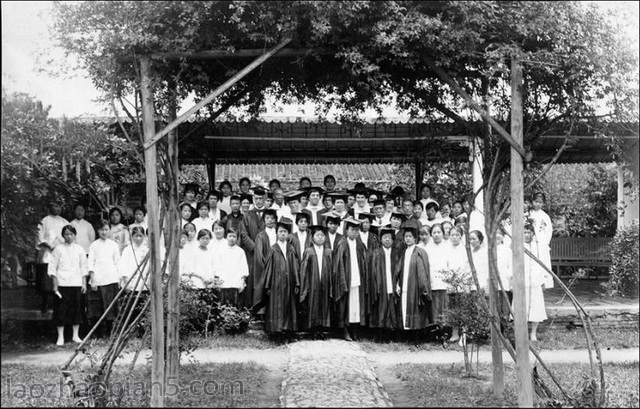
left=212, top=163, right=395, bottom=190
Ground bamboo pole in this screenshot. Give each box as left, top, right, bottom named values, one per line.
left=510, top=53, right=533, bottom=407
left=165, top=82, right=181, bottom=381
left=140, top=56, right=165, bottom=408
left=143, top=37, right=292, bottom=149
left=483, top=81, right=504, bottom=398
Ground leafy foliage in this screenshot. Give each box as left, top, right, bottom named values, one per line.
left=1, top=90, right=142, bottom=262
left=603, top=220, right=639, bottom=297
left=175, top=278, right=252, bottom=339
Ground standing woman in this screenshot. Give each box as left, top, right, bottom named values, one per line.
left=87, top=220, right=122, bottom=338
left=299, top=225, right=333, bottom=340
left=369, top=228, right=399, bottom=341
left=48, top=225, right=88, bottom=346
left=528, top=192, right=554, bottom=288
left=263, top=222, right=300, bottom=342
left=468, top=230, right=489, bottom=292
left=424, top=223, right=451, bottom=325
left=444, top=225, right=471, bottom=342
left=218, top=180, right=234, bottom=215
left=523, top=222, right=548, bottom=341
left=119, top=226, right=149, bottom=293
left=180, top=202, right=195, bottom=228
left=394, top=227, right=431, bottom=342
left=108, top=207, right=130, bottom=254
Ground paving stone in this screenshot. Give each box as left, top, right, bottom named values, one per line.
left=279, top=339, right=393, bottom=407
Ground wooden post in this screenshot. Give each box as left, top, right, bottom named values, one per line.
left=483, top=81, right=504, bottom=398
left=207, top=159, right=216, bottom=193
left=511, top=53, right=533, bottom=407
left=165, top=82, right=180, bottom=382
left=415, top=159, right=423, bottom=199
left=140, top=56, right=165, bottom=408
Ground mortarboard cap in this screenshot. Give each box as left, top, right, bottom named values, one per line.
left=390, top=211, right=407, bottom=221
left=321, top=211, right=342, bottom=225
left=305, top=186, right=325, bottom=197
left=253, top=186, right=267, bottom=196
left=343, top=217, right=362, bottom=230
left=283, top=190, right=305, bottom=204
left=308, top=224, right=327, bottom=235
left=379, top=227, right=395, bottom=239
left=230, top=194, right=242, bottom=202
left=276, top=221, right=293, bottom=233
left=372, top=199, right=386, bottom=208
left=357, top=212, right=375, bottom=222
left=327, top=191, right=348, bottom=203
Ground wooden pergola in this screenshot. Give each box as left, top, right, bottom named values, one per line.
left=130, top=39, right=639, bottom=407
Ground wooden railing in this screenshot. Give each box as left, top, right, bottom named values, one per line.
left=550, top=237, right=613, bottom=276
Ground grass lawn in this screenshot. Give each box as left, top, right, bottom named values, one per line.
left=359, top=324, right=639, bottom=354
left=391, top=361, right=639, bottom=408
left=1, top=361, right=274, bottom=407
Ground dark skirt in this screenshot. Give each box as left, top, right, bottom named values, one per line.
left=218, top=288, right=239, bottom=308
left=53, top=286, right=83, bottom=326
left=86, top=283, right=120, bottom=321
left=431, top=290, right=449, bottom=323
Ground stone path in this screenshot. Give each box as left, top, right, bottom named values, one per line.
left=279, top=340, right=393, bottom=408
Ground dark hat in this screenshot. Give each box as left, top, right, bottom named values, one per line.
left=390, top=212, right=407, bottom=221
left=305, top=186, right=325, bottom=197
left=369, top=225, right=381, bottom=236
left=230, top=194, right=242, bottom=202
left=262, top=209, right=278, bottom=220
left=308, top=224, right=327, bottom=235
left=321, top=211, right=341, bottom=225
left=372, top=199, right=386, bottom=208
left=379, top=227, right=395, bottom=239
left=295, top=212, right=311, bottom=224
left=403, top=226, right=419, bottom=238
left=347, top=186, right=369, bottom=196
left=327, top=191, right=348, bottom=203
left=240, top=193, right=253, bottom=204
left=283, top=190, right=306, bottom=204
left=344, top=217, right=362, bottom=230
left=357, top=212, right=375, bottom=222
left=276, top=221, right=293, bottom=233
left=183, top=183, right=200, bottom=195
left=253, top=186, right=267, bottom=196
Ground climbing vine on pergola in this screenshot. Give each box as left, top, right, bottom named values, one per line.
left=52, top=1, right=638, bottom=407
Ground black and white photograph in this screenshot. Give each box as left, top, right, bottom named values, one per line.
left=1, top=1, right=639, bottom=407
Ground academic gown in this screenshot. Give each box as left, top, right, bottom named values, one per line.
left=291, top=231, right=313, bottom=263
left=299, top=246, right=333, bottom=328
left=332, top=238, right=369, bottom=328
left=324, top=232, right=344, bottom=255
left=395, top=246, right=432, bottom=329
left=263, top=242, right=300, bottom=333
left=252, top=229, right=275, bottom=309
left=369, top=247, right=398, bottom=329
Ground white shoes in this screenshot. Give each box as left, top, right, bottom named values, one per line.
left=72, top=337, right=83, bottom=343
left=56, top=338, right=64, bottom=346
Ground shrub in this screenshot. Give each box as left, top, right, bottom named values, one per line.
left=603, top=220, right=639, bottom=297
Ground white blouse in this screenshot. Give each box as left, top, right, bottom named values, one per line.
left=190, top=246, right=217, bottom=289
left=215, top=245, right=249, bottom=289
left=119, top=244, right=150, bottom=292
left=88, top=239, right=121, bottom=286
left=425, top=240, right=451, bottom=291
left=48, top=242, right=88, bottom=287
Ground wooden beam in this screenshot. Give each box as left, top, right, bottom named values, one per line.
left=117, top=47, right=328, bottom=62
left=415, top=159, right=423, bottom=199
left=420, top=54, right=526, bottom=158
left=140, top=56, right=165, bottom=407
left=143, top=37, right=292, bottom=150
left=510, top=54, right=533, bottom=407
left=207, top=158, right=217, bottom=192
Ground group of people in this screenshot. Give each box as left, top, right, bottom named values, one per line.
left=38, top=173, right=554, bottom=346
